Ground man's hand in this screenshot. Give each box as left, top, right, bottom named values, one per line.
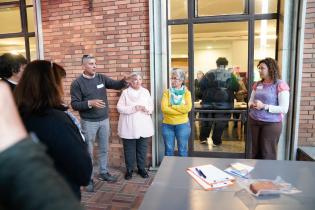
left=88, top=99, right=106, bottom=109
left=122, top=73, right=133, bottom=84
left=0, top=82, right=27, bottom=152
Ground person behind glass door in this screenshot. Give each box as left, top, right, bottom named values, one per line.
left=161, top=68, right=192, bottom=157
left=117, top=72, right=154, bottom=180
left=199, top=57, right=239, bottom=145
left=0, top=53, right=27, bottom=91
left=14, top=60, right=92, bottom=199
left=195, top=70, right=204, bottom=102
left=248, top=58, right=290, bottom=160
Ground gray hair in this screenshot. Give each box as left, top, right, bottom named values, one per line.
left=130, top=71, right=143, bottom=78
left=81, top=54, right=95, bottom=64
left=171, top=68, right=185, bottom=82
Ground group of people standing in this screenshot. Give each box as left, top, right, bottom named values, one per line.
left=0, top=52, right=290, bottom=209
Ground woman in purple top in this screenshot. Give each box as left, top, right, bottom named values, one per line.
left=249, top=58, right=290, bottom=160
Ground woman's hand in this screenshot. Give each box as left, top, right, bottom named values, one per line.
left=253, top=100, right=265, bottom=110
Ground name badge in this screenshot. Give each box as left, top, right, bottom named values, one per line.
left=256, top=85, right=263, bottom=90
left=97, top=84, right=104, bottom=89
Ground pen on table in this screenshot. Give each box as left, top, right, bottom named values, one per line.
left=195, top=168, right=206, bottom=179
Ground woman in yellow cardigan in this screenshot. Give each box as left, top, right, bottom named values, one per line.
left=161, top=68, right=192, bottom=156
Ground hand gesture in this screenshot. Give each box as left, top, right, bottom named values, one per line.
left=0, top=82, right=27, bottom=152
left=88, top=99, right=106, bottom=109
left=253, top=100, right=265, bottom=110
left=135, top=105, right=146, bottom=112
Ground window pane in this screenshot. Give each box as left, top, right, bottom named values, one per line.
left=254, top=20, right=277, bottom=81
left=197, top=0, right=246, bottom=17
left=27, top=6, right=35, bottom=32
left=168, top=0, right=187, bottom=19
left=26, top=0, right=33, bottom=6
left=193, top=22, right=248, bottom=153
left=0, top=37, right=26, bottom=57
left=255, top=0, right=278, bottom=14
left=29, top=37, right=37, bottom=60
left=0, top=6, right=21, bottom=34
left=168, top=25, right=188, bottom=76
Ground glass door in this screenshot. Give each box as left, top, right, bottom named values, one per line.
left=192, top=22, right=248, bottom=157
left=167, top=0, right=279, bottom=158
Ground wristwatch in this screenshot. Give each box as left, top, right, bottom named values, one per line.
left=264, top=104, right=269, bottom=111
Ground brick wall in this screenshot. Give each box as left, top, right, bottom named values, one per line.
left=41, top=0, right=151, bottom=167
left=300, top=0, right=315, bottom=146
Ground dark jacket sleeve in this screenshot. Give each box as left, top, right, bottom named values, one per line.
left=48, top=116, right=92, bottom=186
left=70, top=79, right=90, bottom=111
left=0, top=135, right=85, bottom=210
left=103, top=74, right=128, bottom=90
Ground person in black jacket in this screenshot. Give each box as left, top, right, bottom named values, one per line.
left=0, top=82, right=85, bottom=210
left=0, top=53, right=27, bottom=91
left=199, top=57, right=239, bottom=146
left=14, top=60, right=92, bottom=200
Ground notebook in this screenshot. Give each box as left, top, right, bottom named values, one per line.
left=187, top=164, right=235, bottom=190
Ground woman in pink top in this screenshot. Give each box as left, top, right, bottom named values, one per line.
left=249, top=58, right=290, bottom=160
left=117, top=72, right=154, bottom=180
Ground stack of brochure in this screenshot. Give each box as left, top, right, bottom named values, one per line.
left=187, top=164, right=235, bottom=190
left=224, top=162, right=254, bottom=178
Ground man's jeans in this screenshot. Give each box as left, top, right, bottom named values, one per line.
left=162, top=122, right=191, bottom=157
left=81, top=118, right=110, bottom=177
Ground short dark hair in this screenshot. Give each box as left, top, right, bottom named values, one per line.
left=216, top=57, right=228, bottom=67
left=81, top=54, right=95, bottom=64
left=15, top=60, right=66, bottom=114
left=257, top=57, right=280, bottom=83
left=0, top=53, right=27, bottom=79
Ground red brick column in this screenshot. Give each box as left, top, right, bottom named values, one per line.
left=41, top=0, right=151, bottom=167
left=300, top=0, right=315, bottom=146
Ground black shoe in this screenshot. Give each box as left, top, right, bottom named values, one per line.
left=86, top=180, right=94, bottom=192
left=138, top=169, right=149, bottom=178
left=213, top=142, right=222, bottom=147
left=98, top=172, right=118, bottom=183
left=124, top=170, right=133, bottom=180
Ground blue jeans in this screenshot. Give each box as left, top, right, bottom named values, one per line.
left=81, top=118, right=110, bottom=177
left=162, top=122, right=191, bottom=157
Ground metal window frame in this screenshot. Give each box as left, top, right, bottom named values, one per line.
left=0, top=0, right=36, bottom=61
left=166, top=0, right=280, bottom=158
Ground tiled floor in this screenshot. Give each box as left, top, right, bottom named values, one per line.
left=81, top=167, right=156, bottom=210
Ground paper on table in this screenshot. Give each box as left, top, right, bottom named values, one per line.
left=187, top=170, right=233, bottom=190
left=188, top=164, right=235, bottom=185
left=224, top=162, right=254, bottom=178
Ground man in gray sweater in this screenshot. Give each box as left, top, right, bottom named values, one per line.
left=70, top=55, right=129, bottom=192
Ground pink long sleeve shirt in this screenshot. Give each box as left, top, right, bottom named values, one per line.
left=117, top=87, right=154, bottom=139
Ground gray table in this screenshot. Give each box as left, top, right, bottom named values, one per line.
left=139, top=157, right=315, bottom=210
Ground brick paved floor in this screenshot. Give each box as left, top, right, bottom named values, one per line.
left=81, top=167, right=156, bottom=210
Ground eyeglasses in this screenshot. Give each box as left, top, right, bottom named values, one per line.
left=170, top=77, right=181, bottom=81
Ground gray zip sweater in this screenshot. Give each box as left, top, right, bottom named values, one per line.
left=70, top=73, right=127, bottom=121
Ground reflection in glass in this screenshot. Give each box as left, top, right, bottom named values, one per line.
left=0, top=6, right=21, bottom=34
left=168, top=25, right=189, bottom=88
left=255, top=0, right=278, bottom=14
left=197, top=0, right=246, bottom=17
left=168, top=0, right=187, bottom=19
left=27, top=7, right=35, bottom=32
left=254, top=20, right=277, bottom=81
left=193, top=22, right=248, bottom=153
left=0, top=37, right=26, bottom=57
left=29, top=37, right=37, bottom=60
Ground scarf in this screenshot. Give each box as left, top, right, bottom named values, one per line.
left=169, top=86, right=186, bottom=105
